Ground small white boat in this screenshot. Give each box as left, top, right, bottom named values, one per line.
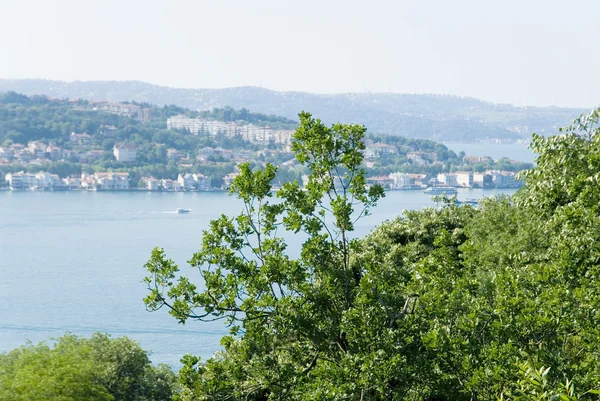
left=423, top=187, right=458, bottom=195
left=176, top=208, right=191, bottom=214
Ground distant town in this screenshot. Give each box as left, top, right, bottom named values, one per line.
left=0, top=94, right=526, bottom=192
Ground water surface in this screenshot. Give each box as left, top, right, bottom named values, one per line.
left=0, top=189, right=516, bottom=365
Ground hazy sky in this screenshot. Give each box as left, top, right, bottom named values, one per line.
left=1, top=0, right=598, bottom=108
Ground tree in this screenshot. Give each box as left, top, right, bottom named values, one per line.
left=0, top=333, right=177, bottom=401
left=144, top=112, right=385, bottom=399
left=142, top=109, right=600, bottom=400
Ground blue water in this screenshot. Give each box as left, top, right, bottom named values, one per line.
left=0, top=189, right=517, bottom=366
left=444, top=142, right=536, bottom=164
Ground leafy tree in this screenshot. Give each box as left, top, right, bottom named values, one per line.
left=144, top=112, right=385, bottom=399
left=0, top=333, right=177, bottom=401
left=142, top=109, right=600, bottom=400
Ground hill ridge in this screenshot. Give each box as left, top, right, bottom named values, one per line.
left=0, top=79, right=587, bottom=142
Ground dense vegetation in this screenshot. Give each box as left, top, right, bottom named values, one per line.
left=0, top=79, right=585, bottom=141
left=0, top=333, right=177, bottom=401
left=0, top=91, right=295, bottom=147
left=144, top=110, right=600, bottom=400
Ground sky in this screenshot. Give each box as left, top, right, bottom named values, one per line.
left=0, top=0, right=599, bottom=108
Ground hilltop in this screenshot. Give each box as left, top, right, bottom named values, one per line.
left=0, top=79, right=587, bottom=142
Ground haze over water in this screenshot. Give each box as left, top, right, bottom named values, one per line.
left=0, top=189, right=516, bottom=366
left=444, top=142, right=536, bottom=164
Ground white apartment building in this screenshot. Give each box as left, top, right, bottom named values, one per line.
left=35, top=172, right=62, bottom=189
left=167, top=116, right=293, bottom=145
left=437, top=173, right=459, bottom=187
left=455, top=172, right=474, bottom=188
left=160, top=179, right=183, bottom=191
left=5, top=171, right=63, bottom=190
left=177, top=173, right=196, bottom=190
left=113, top=144, right=137, bottom=162
left=63, top=177, right=82, bottom=190
left=491, top=171, right=523, bottom=188
left=93, top=172, right=130, bottom=190
left=141, top=177, right=159, bottom=191
left=473, top=173, right=493, bottom=188
left=5, top=172, right=31, bottom=189
left=193, top=173, right=211, bottom=191
left=389, top=172, right=414, bottom=189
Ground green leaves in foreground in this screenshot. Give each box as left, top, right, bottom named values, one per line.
left=143, top=110, right=600, bottom=400
left=0, top=333, right=177, bottom=401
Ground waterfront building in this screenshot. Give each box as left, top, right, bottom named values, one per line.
left=93, top=172, right=130, bottom=190
left=223, top=172, right=240, bottom=188
left=437, top=173, right=459, bottom=187
left=177, top=173, right=196, bottom=190
left=192, top=173, right=211, bottom=191
left=63, top=177, right=82, bottom=190
left=160, top=179, right=182, bottom=191
left=408, top=174, right=428, bottom=185
left=473, top=173, right=494, bottom=188
left=35, top=172, right=62, bottom=190
left=490, top=171, right=523, bottom=188
left=141, top=177, right=159, bottom=191
left=456, top=172, right=474, bottom=188
left=5, top=172, right=31, bottom=189
left=389, top=172, right=414, bottom=188
left=5, top=171, right=63, bottom=190
left=367, top=175, right=394, bottom=189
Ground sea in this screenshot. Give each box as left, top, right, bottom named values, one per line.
left=0, top=188, right=518, bottom=367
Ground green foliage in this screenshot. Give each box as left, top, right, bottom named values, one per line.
left=142, top=109, right=600, bottom=400
left=0, top=333, right=177, bottom=401
left=144, top=112, right=386, bottom=399
left=500, top=364, right=600, bottom=401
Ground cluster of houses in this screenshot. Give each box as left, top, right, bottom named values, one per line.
left=140, top=173, right=212, bottom=192
left=196, top=147, right=292, bottom=164
left=0, top=139, right=89, bottom=165
left=435, top=171, right=522, bottom=188
left=362, top=142, right=445, bottom=169
left=3, top=171, right=223, bottom=192
left=0, top=136, right=139, bottom=166
left=72, top=100, right=151, bottom=123
left=367, top=171, right=523, bottom=190
left=4, top=171, right=131, bottom=191
left=167, top=116, right=294, bottom=147
left=4, top=168, right=522, bottom=192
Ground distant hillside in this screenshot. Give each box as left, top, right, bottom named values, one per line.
left=0, top=79, right=587, bottom=142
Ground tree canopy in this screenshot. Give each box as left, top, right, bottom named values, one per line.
left=143, top=110, right=600, bottom=400
left=0, top=332, right=177, bottom=401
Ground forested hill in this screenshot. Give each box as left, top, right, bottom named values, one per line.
left=0, top=79, right=587, bottom=142
left=0, top=91, right=297, bottom=145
